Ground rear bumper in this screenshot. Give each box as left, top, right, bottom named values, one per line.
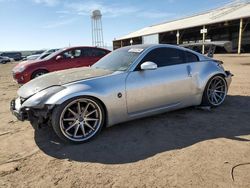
left=225, top=70, right=233, bottom=87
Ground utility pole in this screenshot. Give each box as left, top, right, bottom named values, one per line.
left=238, top=18, right=243, bottom=54
left=176, top=30, right=180, bottom=45
left=201, top=25, right=207, bottom=54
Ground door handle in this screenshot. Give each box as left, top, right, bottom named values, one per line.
left=187, top=65, right=192, bottom=77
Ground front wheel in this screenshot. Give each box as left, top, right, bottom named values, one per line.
left=31, top=70, right=48, bottom=79
left=201, top=75, right=228, bottom=107
left=51, top=97, right=105, bottom=143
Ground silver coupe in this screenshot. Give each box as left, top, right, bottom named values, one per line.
left=10, top=44, right=233, bottom=143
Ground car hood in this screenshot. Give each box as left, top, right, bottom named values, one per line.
left=18, top=67, right=113, bottom=99
left=13, top=59, right=43, bottom=70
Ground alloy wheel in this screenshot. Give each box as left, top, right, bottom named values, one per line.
left=207, top=76, right=227, bottom=106
left=59, top=98, right=103, bottom=142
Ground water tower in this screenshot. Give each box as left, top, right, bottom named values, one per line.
left=91, top=10, right=104, bottom=47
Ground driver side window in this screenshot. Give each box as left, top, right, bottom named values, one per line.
left=62, top=49, right=82, bottom=59
left=137, top=47, right=186, bottom=70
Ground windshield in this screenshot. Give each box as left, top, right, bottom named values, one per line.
left=92, top=48, right=142, bottom=71
left=43, top=48, right=65, bottom=60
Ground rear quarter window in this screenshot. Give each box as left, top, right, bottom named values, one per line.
left=185, top=51, right=199, bottom=63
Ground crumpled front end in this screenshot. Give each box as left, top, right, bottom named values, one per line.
left=10, top=86, right=66, bottom=128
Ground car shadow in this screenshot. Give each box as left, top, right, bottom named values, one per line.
left=34, top=95, right=250, bottom=164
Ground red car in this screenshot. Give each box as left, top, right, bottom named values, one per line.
left=12, top=46, right=110, bottom=84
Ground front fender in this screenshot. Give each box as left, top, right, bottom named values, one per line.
left=44, top=79, right=128, bottom=127
left=44, top=83, right=105, bottom=105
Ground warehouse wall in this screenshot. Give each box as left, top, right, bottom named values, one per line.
left=113, top=18, right=250, bottom=53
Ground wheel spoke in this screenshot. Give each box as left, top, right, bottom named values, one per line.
left=85, top=118, right=98, bottom=122
left=214, top=90, right=225, bottom=94
left=63, top=118, right=76, bottom=122
left=215, top=92, right=223, bottom=100
left=66, top=121, right=77, bottom=132
left=213, top=94, right=219, bottom=103
left=85, top=122, right=95, bottom=131
left=215, top=80, right=222, bottom=87
left=86, top=110, right=97, bottom=117
left=83, top=103, right=90, bottom=115
left=80, top=124, right=86, bottom=137
left=211, top=94, right=215, bottom=102
left=215, top=85, right=224, bottom=90
left=77, top=102, right=82, bottom=114
left=73, top=124, right=80, bottom=137
left=212, top=82, right=217, bottom=89
left=68, top=108, right=77, bottom=116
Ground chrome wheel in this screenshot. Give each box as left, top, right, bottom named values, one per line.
left=207, top=76, right=227, bottom=106
left=59, top=98, right=103, bottom=142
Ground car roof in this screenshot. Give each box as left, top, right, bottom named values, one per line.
left=119, top=44, right=209, bottom=61
left=64, top=46, right=111, bottom=51
left=119, top=44, right=193, bottom=51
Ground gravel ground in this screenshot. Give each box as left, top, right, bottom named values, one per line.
left=0, top=54, right=250, bottom=188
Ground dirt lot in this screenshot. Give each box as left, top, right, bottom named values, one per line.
left=0, top=55, right=250, bottom=188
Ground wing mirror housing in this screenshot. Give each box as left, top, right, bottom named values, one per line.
left=56, top=55, right=63, bottom=61
left=140, top=61, right=158, bottom=70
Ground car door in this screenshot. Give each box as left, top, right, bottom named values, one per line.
left=90, top=48, right=108, bottom=64
left=50, top=48, right=82, bottom=71
left=125, top=47, right=197, bottom=115
left=73, top=48, right=93, bottom=67
left=78, top=48, right=108, bottom=67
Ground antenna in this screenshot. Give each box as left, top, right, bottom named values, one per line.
left=91, top=10, right=104, bottom=47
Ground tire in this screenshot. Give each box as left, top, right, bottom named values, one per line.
left=51, top=96, right=105, bottom=144
left=31, top=70, right=48, bottom=79
left=201, top=75, right=227, bottom=107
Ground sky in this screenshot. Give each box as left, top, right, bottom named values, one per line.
left=0, top=0, right=236, bottom=51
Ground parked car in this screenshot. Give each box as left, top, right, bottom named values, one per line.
left=10, top=44, right=233, bottom=143
left=24, top=49, right=60, bottom=61
left=25, top=54, right=42, bottom=61
left=12, top=46, right=110, bottom=84
left=0, top=52, right=22, bottom=61
left=0, top=56, right=13, bottom=64
left=37, top=49, right=60, bottom=60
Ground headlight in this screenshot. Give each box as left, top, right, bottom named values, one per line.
left=22, top=86, right=65, bottom=107
left=14, top=65, right=26, bottom=73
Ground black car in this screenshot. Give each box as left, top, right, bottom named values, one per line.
left=0, top=52, right=22, bottom=61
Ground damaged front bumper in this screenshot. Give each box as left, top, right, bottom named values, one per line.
left=10, top=98, right=28, bottom=121
left=10, top=97, right=52, bottom=129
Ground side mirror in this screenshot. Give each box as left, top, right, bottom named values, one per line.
left=56, top=55, right=63, bottom=61
left=140, top=61, right=158, bottom=70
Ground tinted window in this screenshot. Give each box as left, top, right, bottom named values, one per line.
left=185, top=51, right=199, bottom=62
left=141, top=47, right=186, bottom=67
left=83, top=48, right=107, bottom=57
left=62, top=49, right=82, bottom=59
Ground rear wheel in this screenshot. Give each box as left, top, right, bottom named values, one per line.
left=31, top=70, right=48, bottom=79
left=51, top=97, right=105, bottom=143
left=201, top=75, right=227, bottom=107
